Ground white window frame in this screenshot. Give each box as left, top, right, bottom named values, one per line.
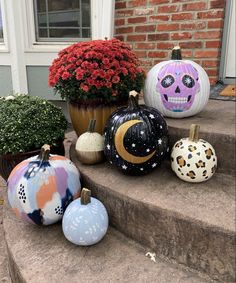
left=0, top=0, right=115, bottom=93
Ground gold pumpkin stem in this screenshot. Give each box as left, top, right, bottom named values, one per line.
left=38, top=144, right=51, bottom=161
left=189, top=124, right=200, bottom=142
left=80, top=188, right=91, bottom=205
left=87, top=119, right=96, bottom=132
left=128, top=90, right=139, bottom=109
left=171, top=46, right=182, bottom=60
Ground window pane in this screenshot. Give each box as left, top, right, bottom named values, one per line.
left=34, top=0, right=91, bottom=41
left=0, top=3, right=3, bottom=42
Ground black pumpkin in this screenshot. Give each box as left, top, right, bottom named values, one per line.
left=104, top=91, right=169, bottom=175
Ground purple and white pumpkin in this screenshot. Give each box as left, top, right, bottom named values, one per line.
left=144, top=46, right=210, bottom=118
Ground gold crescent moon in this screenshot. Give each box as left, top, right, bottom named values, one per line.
left=114, top=120, right=156, bottom=164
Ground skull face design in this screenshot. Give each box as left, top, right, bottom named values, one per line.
left=156, top=61, right=200, bottom=112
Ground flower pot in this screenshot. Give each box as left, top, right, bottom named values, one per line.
left=0, top=141, right=65, bottom=181
left=68, top=99, right=128, bottom=136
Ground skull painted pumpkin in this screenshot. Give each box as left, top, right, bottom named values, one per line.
left=144, top=46, right=210, bottom=118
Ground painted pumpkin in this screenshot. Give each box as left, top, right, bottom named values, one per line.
left=62, top=188, right=109, bottom=246
left=104, top=91, right=169, bottom=175
left=75, top=119, right=105, bottom=164
left=144, top=46, right=210, bottom=118
left=171, top=124, right=217, bottom=183
left=7, top=145, right=81, bottom=225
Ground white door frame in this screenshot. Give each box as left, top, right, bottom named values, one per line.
left=0, top=0, right=115, bottom=94
left=219, top=0, right=236, bottom=84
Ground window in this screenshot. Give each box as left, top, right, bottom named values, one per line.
left=33, top=0, right=91, bottom=42
left=0, top=3, right=3, bottom=42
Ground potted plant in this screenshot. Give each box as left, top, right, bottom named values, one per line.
left=0, top=94, right=68, bottom=180
left=48, top=38, right=145, bottom=136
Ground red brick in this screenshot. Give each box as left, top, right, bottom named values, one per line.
left=135, top=25, right=156, bottom=32
left=149, top=15, right=169, bottom=22
left=114, top=35, right=124, bottom=41
left=171, top=32, right=192, bottom=40
left=154, top=60, right=164, bottom=65
left=181, top=50, right=193, bottom=58
left=115, top=19, right=125, bottom=26
left=181, top=22, right=206, bottom=30
left=210, top=0, right=226, bottom=9
left=148, top=33, right=169, bottom=41
left=171, top=13, right=193, bottom=21
left=156, top=42, right=175, bottom=49
left=135, top=51, right=147, bottom=58
left=182, top=2, right=206, bottom=11
left=179, top=41, right=203, bottom=49
left=194, top=31, right=221, bottom=39
left=128, top=0, right=147, bottom=7
left=157, top=23, right=179, bottom=31
left=135, top=43, right=156, bottom=49
left=127, top=34, right=146, bottom=41
left=115, top=1, right=126, bottom=9
left=205, top=69, right=218, bottom=76
left=139, top=60, right=154, bottom=68
left=116, top=10, right=133, bottom=17
left=209, top=77, right=218, bottom=85
left=158, top=5, right=179, bottom=13
left=208, top=20, right=224, bottom=29
left=115, top=27, right=133, bottom=34
left=195, top=50, right=219, bottom=58
left=135, top=8, right=154, bottom=15
left=128, top=17, right=146, bottom=24
left=205, top=40, right=221, bottom=48
left=149, top=0, right=169, bottom=4
left=202, top=60, right=219, bottom=67
left=148, top=51, right=167, bottom=58
left=197, top=11, right=224, bottom=19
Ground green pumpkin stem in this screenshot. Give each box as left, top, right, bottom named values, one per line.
left=80, top=188, right=91, bottom=205
left=189, top=124, right=200, bottom=142
left=128, top=90, right=139, bottom=109
left=87, top=119, right=96, bottom=132
left=38, top=144, right=50, bottom=161
left=171, top=46, right=182, bottom=60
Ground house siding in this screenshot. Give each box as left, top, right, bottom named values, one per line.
left=114, top=0, right=226, bottom=85
left=0, top=66, right=13, bottom=96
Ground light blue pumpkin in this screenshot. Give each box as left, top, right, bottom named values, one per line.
left=62, top=188, right=108, bottom=246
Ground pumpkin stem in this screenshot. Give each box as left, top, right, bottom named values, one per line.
left=38, top=144, right=51, bottom=161
left=171, top=46, right=182, bottom=60
left=128, top=90, right=139, bottom=109
left=87, top=119, right=96, bottom=132
left=189, top=124, right=200, bottom=142
left=80, top=188, right=91, bottom=205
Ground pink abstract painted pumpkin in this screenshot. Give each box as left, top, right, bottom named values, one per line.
left=144, top=46, right=210, bottom=118
left=7, top=145, right=81, bottom=225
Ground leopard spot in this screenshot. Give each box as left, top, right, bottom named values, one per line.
left=195, top=160, right=205, bottom=168
left=175, top=141, right=183, bottom=148
left=202, top=170, right=207, bottom=177
left=205, top=148, right=213, bottom=159
left=187, top=171, right=196, bottom=179
left=188, top=145, right=197, bottom=152
left=176, top=156, right=186, bottom=167
left=188, top=154, right=193, bottom=159
left=211, top=165, right=217, bottom=174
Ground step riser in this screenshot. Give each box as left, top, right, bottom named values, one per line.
left=82, top=173, right=235, bottom=283
left=168, top=127, right=236, bottom=176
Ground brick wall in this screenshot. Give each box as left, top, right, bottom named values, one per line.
left=114, top=0, right=226, bottom=85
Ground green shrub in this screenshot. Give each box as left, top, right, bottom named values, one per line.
left=0, top=94, right=67, bottom=155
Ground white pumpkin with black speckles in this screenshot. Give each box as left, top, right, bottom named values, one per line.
left=171, top=128, right=217, bottom=183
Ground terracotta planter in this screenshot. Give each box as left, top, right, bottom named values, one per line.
left=0, top=141, right=65, bottom=181
left=68, top=99, right=128, bottom=136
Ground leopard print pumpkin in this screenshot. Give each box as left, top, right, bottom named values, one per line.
left=171, top=136, right=217, bottom=183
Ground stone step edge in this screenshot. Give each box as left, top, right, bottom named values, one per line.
left=71, top=145, right=235, bottom=283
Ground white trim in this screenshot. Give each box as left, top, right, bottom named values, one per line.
left=0, top=0, right=9, bottom=52
left=0, top=0, right=115, bottom=93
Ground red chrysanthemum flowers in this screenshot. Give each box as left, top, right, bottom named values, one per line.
left=48, top=38, right=145, bottom=102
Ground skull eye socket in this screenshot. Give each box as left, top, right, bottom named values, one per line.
left=182, top=75, right=195, bottom=88
left=161, top=75, right=175, bottom=88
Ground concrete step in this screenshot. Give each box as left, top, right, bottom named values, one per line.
left=0, top=179, right=11, bottom=283
left=70, top=144, right=235, bottom=283
left=3, top=200, right=215, bottom=283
